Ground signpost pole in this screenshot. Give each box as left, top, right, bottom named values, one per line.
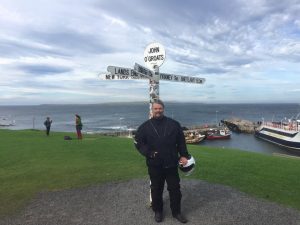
left=149, top=66, right=160, bottom=118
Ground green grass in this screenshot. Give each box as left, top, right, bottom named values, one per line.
left=0, top=129, right=299, bottom=218
left=0, top=129, right=146, bottom=217
left=188, top=145, right=300, bottom=209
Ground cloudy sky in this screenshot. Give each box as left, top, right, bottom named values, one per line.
left=0, top=0, right=300, bottom=105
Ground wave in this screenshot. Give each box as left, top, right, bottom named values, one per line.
left=97, top=126, right=130, bottom=131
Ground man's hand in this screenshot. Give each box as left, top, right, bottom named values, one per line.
left=150, top=151, right=158, bottom=158
left=179, top=157, right=188, bottom=166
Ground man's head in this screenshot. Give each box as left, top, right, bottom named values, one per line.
left=151, top=99, right=165, bottom=119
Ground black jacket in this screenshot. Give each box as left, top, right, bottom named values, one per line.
left=44, top=120, right=52, bottom=128
left=134, top=116, right=189, bottom=168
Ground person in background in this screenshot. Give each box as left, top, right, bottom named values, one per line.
left=134, top=99, right=189, bottom=223
left=75, top=114, right=83, bottom=139
left=44, top=117, right=52, bottom=136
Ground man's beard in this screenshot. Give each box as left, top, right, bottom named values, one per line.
left=153, top=113, right=164, bottom=119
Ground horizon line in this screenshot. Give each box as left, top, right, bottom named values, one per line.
left=0, top=101, right=299, bottom=107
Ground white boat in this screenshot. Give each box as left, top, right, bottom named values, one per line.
left=0, top=117, right=15, bottom=126
left=255, top=119, right=300, bottom=151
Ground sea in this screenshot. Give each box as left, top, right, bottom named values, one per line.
left=1, top=102, right=300, bottom=156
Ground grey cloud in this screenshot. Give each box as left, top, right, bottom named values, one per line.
left=168, top=53, right=207, bottom=70
left=82, top=78, right=109, bottom=87
left=95, top=0, right=242, bottom=28
left=172, top=57, right=200, bottom=68
left=206, top=84, right=215, bottom=88
left=169, top=53, right=229, bottom=75
left=0, top=38, right=68, bottom=58
left=225, top=57, right=255, bottom=66
left=95, top=0, right=298, bottom=72
left=241, top=0, right=299, bottom=24
left=0, top=27, right=118, bottom=59
left=207, top=96, right=216, bottom=100
left=25, top=28, right=115, bottom=56
left=269, top=42, right=300, bottom=63
left=17, top=64, right=72, bottom=75
left=203, top=67, right=228, bottom=74
left=11, top=79, right=104, bottom=94
left=12, top=80, right=63, bottom=90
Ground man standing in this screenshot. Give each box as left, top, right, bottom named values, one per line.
left=134, top=100, right=189, bottom=223
left=44, top=117, right=52, bottom=136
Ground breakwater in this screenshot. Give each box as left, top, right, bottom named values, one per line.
left=185, top=117, right=259, bottom=134
left=221, top=118, right=259, bottom=134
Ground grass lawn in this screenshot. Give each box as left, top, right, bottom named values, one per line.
left=0, top=129, right=299, bottom=218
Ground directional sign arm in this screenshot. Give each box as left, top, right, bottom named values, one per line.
left=159, top=72, right=205, bottom=84
left=134, top=63, right=154, bottom=78
left=98, top=66, right=150, bottom=80
left=99, top=64, right=206, bottom=84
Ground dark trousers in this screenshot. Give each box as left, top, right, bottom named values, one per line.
left=148, top=166, right=182, bottom=215
left=46, top=127, right=50, bottom=136
left=76, top=128, right=82, bottom=139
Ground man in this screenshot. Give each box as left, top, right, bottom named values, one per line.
left=134, top=100, right=189, bottom=223
left=44, top=117, right=52, bottom=136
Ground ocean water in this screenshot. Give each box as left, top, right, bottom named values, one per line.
left=1, top=102, right=300, bottom=156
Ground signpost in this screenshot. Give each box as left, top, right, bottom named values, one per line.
left=99, top=42, right=206, bottom=117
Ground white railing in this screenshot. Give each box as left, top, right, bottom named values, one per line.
left=263, top=121, right=299, bottom=131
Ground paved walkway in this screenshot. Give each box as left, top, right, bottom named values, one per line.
left=1, top=179, right=300, bottom=225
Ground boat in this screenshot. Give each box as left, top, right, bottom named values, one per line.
left=255, top=119, right=300, bottom=151
left=0, top=117, right=15, bottom=126
left=184, top=131, right=206, bottom=144
left=185, top=134, right=206, bottom=144
left=206, top=128, right=231, bottom=140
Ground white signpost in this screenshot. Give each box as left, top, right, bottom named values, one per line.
left=99, top=42, right=206, bottom=117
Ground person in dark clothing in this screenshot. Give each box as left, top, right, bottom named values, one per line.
left=134, top=99, right=189, bottom=223
left=75, top=114, right=83, bottom=139
left=44, top=117, right=52, bottom=136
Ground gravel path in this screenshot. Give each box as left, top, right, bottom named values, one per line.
left=1, top=179, right=300, bottom=225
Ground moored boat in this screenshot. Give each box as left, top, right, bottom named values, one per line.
left=0, top=117, right=15, bottom=126
left=184, top=130, right=206, bottom=144
left=206, top=128, right=231, bottom=140
left=185, top=134, right=206, bottom=144
left=255, top=119, right=300, bottom=151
